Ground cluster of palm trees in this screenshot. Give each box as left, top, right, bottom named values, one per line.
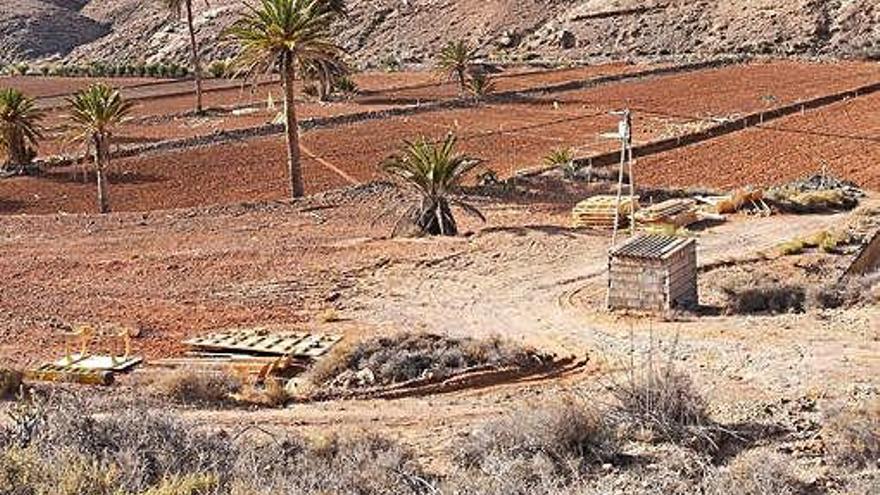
left=1, top=0, right=482, bottom=235
left=0, top=84, right=134, bottom=214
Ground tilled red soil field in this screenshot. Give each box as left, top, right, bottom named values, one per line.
left=354, top=61, right=665, bottom=104
left=0, top=140, right=350, bottom=215
left=532, top=60, right=880, bottom=119
left=6, top=103, right=681, bottom=214
left=636, top=92, right=880, bottom=191
left=4, top=60, right=879, bottom=214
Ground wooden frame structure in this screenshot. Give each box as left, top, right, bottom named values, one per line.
left=607, top=235, right=698, bottom=311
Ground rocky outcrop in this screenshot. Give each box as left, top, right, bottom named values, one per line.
left=2, top=0, right=878, bottom=67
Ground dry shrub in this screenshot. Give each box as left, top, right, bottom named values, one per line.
left=703, top=448, right=807, bottom=495
left=309, top=332, right=550, bottom=388
left=822, top=401, right=880, bottom=468
left=453, top=399, right=617, bottom=484
left=612, top=361, right=718, bottom=450
left=577, top=444, right=710, bottom=495
left=0, top=368, right=22, bottom=399
left=231, top=433, right=431, bottom=495
left=810, top=274, right=880, bottom=309
left=152, top=368, right=242, bottom=406
left=142, top=474, right=218, bottom=495
left=721, top=281, right=806, bottom=314
left=0, top=396, right=236, bottom=494
left=837, top=470, right=880, bottom=495
left=0, top=394, right=432, bottom=495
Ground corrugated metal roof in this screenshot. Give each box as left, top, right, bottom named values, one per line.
left=609, top=234, right=694, bottom=260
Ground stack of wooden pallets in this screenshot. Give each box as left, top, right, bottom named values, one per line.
left=152, top=328, right=342, bottom=380
left=636, top=198, right=700, bottom=229
left=572, top=195, right=640, bottom=229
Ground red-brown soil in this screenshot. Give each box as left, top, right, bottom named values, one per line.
left=0, top=141, right=351, bottom=215
left=636, top=91, right=880, bottom=190
left=0, top=75, right=166, bottom=98
left=533, top=60, right=880, bottom=119
left=3, top=60, right=879, bottom=216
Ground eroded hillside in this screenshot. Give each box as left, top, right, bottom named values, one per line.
left=1, top=1, right=878, bottom=66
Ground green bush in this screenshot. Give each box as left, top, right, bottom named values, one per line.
left=208, top=60, right=230, bottom=78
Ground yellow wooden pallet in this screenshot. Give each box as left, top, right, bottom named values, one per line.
left=572, top=195, right=640, bottom=229
left=636, top=199, right=699, bottom=228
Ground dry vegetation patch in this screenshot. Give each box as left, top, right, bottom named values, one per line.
left=702, top=448, right=808, bottom=495
left=150, top=368, right=243, bottom=406
left=822, top=401, right=880, bottom=469
left=308, top=332, right=553, bottom=390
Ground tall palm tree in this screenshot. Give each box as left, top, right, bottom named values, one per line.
left=66, top=84, right=135, bottom=214
left=437, top=40, right=478, bottom=93
left=0, top=88, right=44, bottom=175
left=382, top=134, right=484, bottom=236
left=161, top=0, right=208, bottom=113
left=226, top=0, right=345, bottom=198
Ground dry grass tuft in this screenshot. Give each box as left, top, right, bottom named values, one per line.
left=151, top=368, right=242, bottom=406
left=447, top=399, right=617, bottom=494
left=721, top=281, right=806, bottom=314
left=703, top=448, right=807, bottom=495
left=612, top=359, right=718, bottom=450
left=810, top=274, right=880, bottom=309
left=0, top=368, right=22, bottom=399
left=822, top=401, right=880, bottom=468
left=457, top=398, right=617, bottom=471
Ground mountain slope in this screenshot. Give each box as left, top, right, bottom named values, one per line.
left=1, top=0, right=878, bottom=66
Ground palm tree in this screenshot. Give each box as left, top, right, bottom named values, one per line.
left=226, top=0, right=345, bottom=198
left=66, top=84, right=135, bottom=214
left=437, top=40, right=478, bottom=93
left=466, top=72, right=495, bottom=102
left=302, top=56, right=349, bottom=102
left=382, top=134, right=484, bottom=236
left=0, top=88, right=44, bottom=175
left=161, top=0, right=208, bottom=113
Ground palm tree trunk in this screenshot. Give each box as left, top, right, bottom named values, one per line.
left=282, top=51, right=305, bottom=198
left=185, top=0, right=203, bottom=113
left=457, top=67, right=466, bottom=92
left=94, top=135, right=110, bottom=214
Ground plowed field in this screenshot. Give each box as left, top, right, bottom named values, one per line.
left=2, top=60, right=878, bottom=214
left=636, top=92, right=880, bottom=190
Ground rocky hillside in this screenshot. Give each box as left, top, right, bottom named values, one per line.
left=2, top=0, right=878, bottom=67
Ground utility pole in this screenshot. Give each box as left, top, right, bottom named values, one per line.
left=611, top=109, right=634, bottom=247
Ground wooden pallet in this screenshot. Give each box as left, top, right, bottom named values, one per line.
left=183, top=329, right=342, bottom=358
left=636, top=199, right=699, bottom=228
left=26, top=353, right=143, bottom=386
left=572, top=195, right=640, bottom=229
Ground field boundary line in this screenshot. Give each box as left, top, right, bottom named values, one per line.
left=299, top=144, right=360, bottom=185
left=516, top=80, right=880, bottom=177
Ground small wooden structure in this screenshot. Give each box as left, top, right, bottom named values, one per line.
left=607, top=234, right=698, bottom=311
left=572, top=195, right=640, bottom=229
left=635, top=198, right=699, bottom=229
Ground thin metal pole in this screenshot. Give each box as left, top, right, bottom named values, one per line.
left=627, top=113, right=635, bottom=236
left=611, top=109, right=630, bottom=247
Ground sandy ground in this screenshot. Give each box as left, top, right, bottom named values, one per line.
left=1, top=178, right=875, bottom=468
